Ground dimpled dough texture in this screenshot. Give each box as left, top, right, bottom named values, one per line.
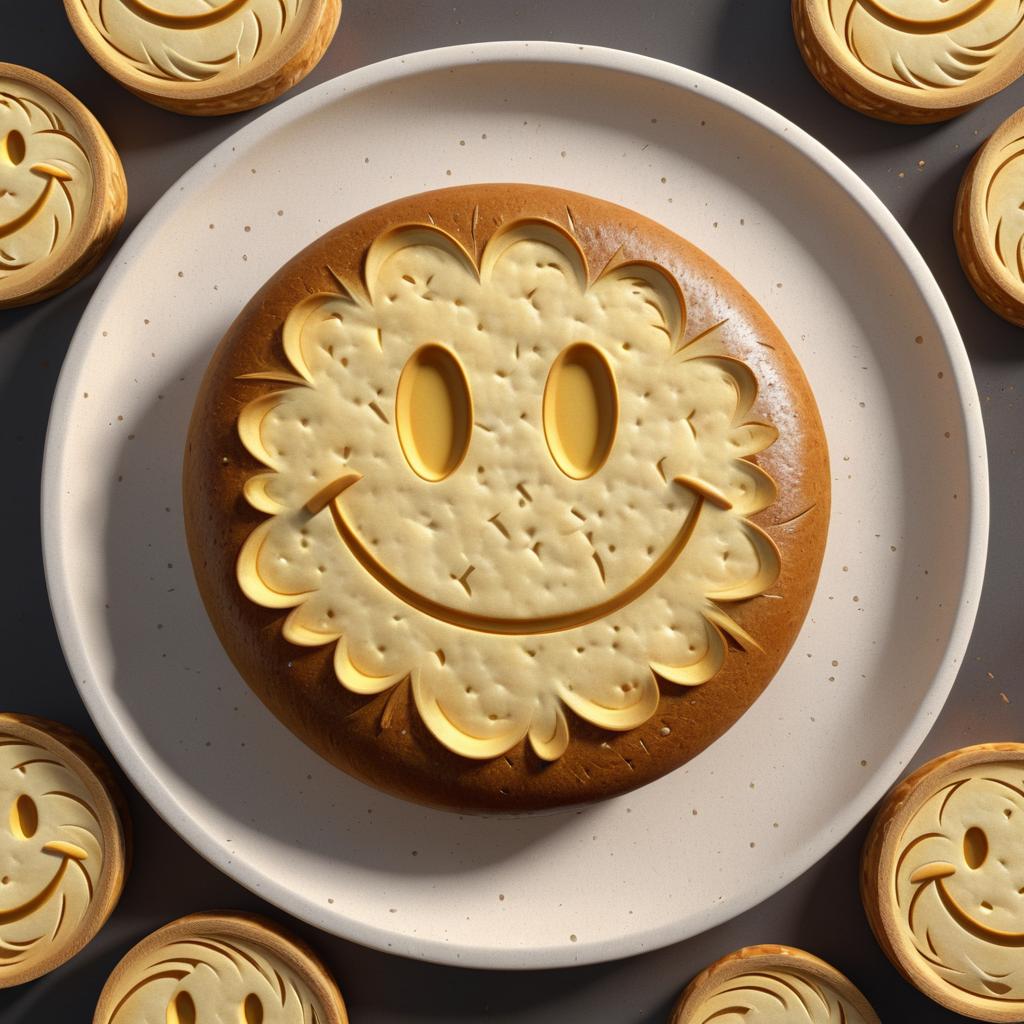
left=894, top=761, right=1024, bottom=1005
left=686, top=969, right=870, bottom=1023
left=0, top=730, right=106, bottom=981
left=828, top=0, right=1024, bottom=92
left=97, top=930, right=329, bottom=1023
left=0, top=79, right=93, bottom=284
left=73, top=0, right=310, bottom=85
left=238, top=221, right=780, bottom=762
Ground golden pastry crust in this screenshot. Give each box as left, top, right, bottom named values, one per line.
left=955, top=107, right=1024, bottom=326
left=792, top=0, right=1024, bottom=124
left=63, top=0, right=341, bottom=116
left=671, top=944, right=880, bottom=1023
left=183, top=183, right=830, bottom=813
left=0, top=64, right=126, bottom=309
left=0, top=713, right=130, bottom=987
left=93, top=911, right=348, bottom=1024
left=861, top=743, right=1024, bottom=1022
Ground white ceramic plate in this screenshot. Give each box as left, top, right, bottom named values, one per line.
left=42, top=42, right=987, bottom=969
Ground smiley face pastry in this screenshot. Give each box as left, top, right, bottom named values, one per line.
left=184, top=184, right=829, bottom=812
left=0, top=64, right=126, bottom=309
left=0, top=713, right=129, bottom=987
left=670, top=944, right=881, bottom=1024
left=93, top=912, right=348, bottom=1024
left=792, top=0, right=1024, bottom=123
left=956, top=107, right=1024, bottom=326
left=862, top=743, right=1024, bottom=1021
left=64, top=0, right=341, bottom=115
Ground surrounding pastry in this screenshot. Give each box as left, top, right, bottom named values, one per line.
left=63, top=0, right=341, bottom=116
left=792, top=0, right=1024, bottom=123
left=93, top=912, right=348, bottom=1023
left=670, top=944, right=881, bottom=1023
left=183, top=183, right=830, bottom=813
left=0, top=63, right=126, bottom=309
left=862, top=742, right=1024, bottom=1022
left=956, top=106, right=1024, bottom=325
left=0, top=713, right=130, bottom=987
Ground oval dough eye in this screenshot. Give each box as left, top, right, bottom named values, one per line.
left=243, top=993, right=263, bottom=1024
left=2, top=130, right=26, bottom=167
left=10, top=794, right=37, bottom=839
left=167, top=991, right=197, bottom=1024
left=395, top=344, right=473, bottom=482
left=543, top=342, right=619, bottom=479
left=964, top=826, right=988, bottom=869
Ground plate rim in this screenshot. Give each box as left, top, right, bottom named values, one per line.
left=41, top=39, right=989, bottom=969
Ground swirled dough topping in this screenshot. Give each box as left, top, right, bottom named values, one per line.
left=0, top=727, right=108, bottom=982
left=98, top=921, right=337, bottom=1023
left=236, top=219, right=781, bottom=761
left=686, top=966, right=871, bottom=1023
left=893, top=760, right=1024, bottom=1006
left=0, top=78, right=93, bottom=284
left=982, top=129, right=1024, bottom=292
left=826, top=0, right=1024, bottom=92
left=72, top=0, right=312, bottom=84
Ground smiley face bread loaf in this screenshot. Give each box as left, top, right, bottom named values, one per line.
left=793, top=0, right=1024, bottom=123
left=956, top=106, right=1024, bottom=326
left=0, top=713, right=129, bottom=987
left=862, top=743, right=1024, bottom=1021
left=64, top=0, right=341, bottom=115
left=0, top=64, right=126, bottom=309
left=183, top=183, right=830, bottom=812
left=93, top=912, right=348, bottom=1024
left=671, top=944, right=881, bottom=1024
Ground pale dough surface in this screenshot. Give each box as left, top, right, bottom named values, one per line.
left=0, top=78, right=93, bottom=285
left=238, top=221, right=780, bottom=761
left=72, top=0, right=311, bottom=84
left=893, top=761, right=1024, bottom=1005
left=98, top=930, right=328, bottom=1023
left=0, top=730, right=105, bottom=981
left=983, top=128, right=1024, bottom=293
left=686, top=968, right=870, bottom=1023
left=825, top=0, right=1024, bottom=91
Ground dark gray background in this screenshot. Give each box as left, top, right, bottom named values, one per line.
left=1, top=1, right=1021, bottom=1020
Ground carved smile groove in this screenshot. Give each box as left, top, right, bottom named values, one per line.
left=911, top=868, right=1024, bottom=948
left=313, top=472, right=709, bottom=636
left=117, top=0, right=252, bottom=29
left=0, top=168, right=67, bottom=242
left=0, top=843, right=86, bottom=926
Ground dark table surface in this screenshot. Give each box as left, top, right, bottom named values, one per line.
left=1, top=2, right=1022, bottom=1021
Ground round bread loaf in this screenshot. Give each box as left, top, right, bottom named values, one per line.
left=183, top=184, right=830, bottom=813
left=671, top=944, right=880, bottom=1023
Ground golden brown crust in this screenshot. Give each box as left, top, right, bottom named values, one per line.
left=671, top=944, right=881, bottom=1024
left=92, top=911, right=348, bottom=1024
left=63, top=0, right=341, bottom=116
left=861, top=743, right=1024, bottom=1021
left=183, top=183, right=830, bottom=813
left=955, top=110, right=1024, bottom=326
left=0, top=63, right=126, bottom=310
left=792, top=0, right=1024, bottom=124
left=0, top=713, right=130, bottom=987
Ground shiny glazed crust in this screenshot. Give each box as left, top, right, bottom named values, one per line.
left=792, top=0, right=1024, bottom=124
left=860, top=743, right=1024, bottom=1021
left=63, top=0, right=341, bottom=116
left=0, top=64, right=126, bottom=310
left=670, top=944, right=880, bottom=1024
left=183, top=183, right=830, bottom=813
left=0, top=713, right=130, bottom=987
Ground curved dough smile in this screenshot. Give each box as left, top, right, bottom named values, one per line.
left=0, top=165, right=69, bottom=241
left=0, top=842, right=87, bottom=926
left=311, top=471, right=723, bottom=636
